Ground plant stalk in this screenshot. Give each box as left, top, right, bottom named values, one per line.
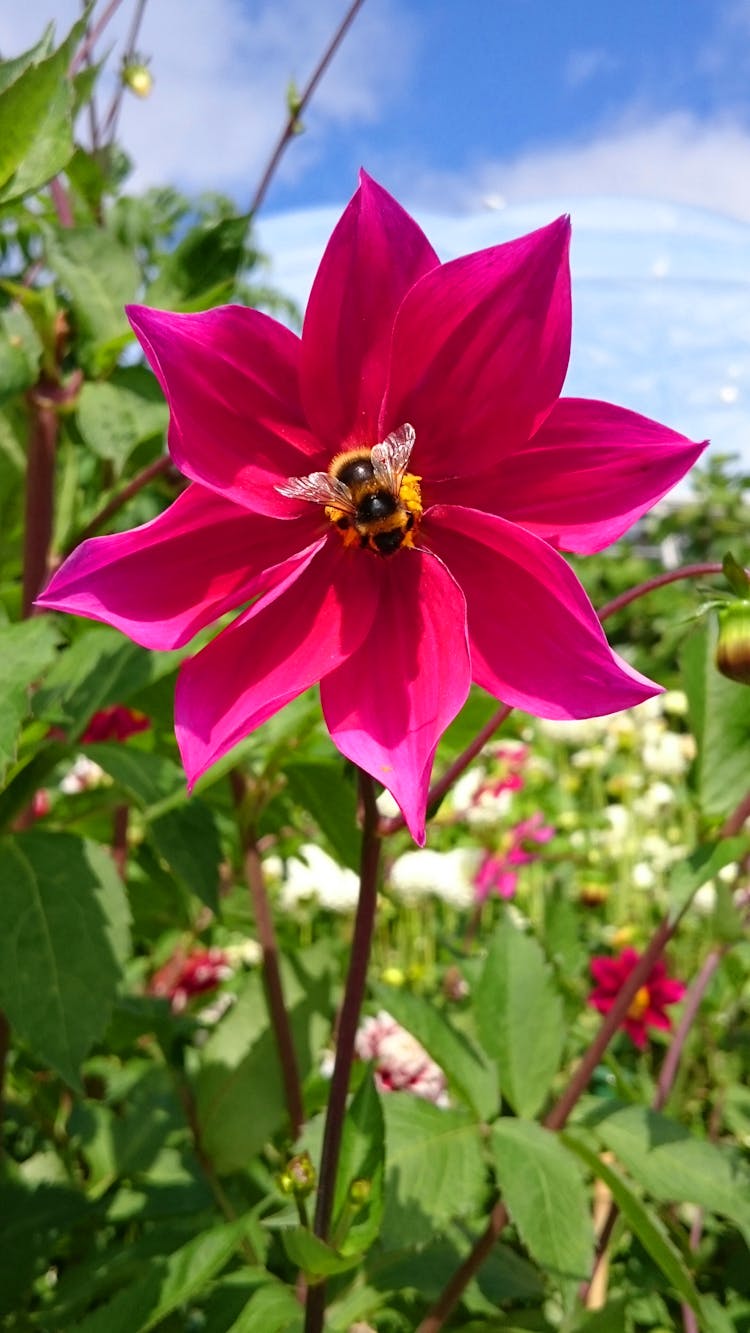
left=304, top=769, right=381, bottom=1333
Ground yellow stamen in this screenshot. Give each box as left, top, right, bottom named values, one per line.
left=626, top=985, right=650, bottom=1021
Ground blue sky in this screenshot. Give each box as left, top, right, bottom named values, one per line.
left=3, top=1, right=750, bottom=467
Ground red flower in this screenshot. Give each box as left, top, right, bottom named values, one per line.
left=38, top=173, right=703, bottom=843
left=81, top=705, right=150, bottom=743
left=148, top=947, right=232, bottom=1014
left=588, top=948, right=686, bottom=1048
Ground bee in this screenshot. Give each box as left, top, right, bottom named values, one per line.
left=277, top=423, right=420, bottom=556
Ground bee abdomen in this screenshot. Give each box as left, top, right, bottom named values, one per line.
left=358, top=490, right=397, bottom=521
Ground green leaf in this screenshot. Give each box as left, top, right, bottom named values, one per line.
left=0, top=617, right=62, bottom=780
left=331, top=1073, right=385, bottom=1255
left=285, top=759, right=361, bottom=870
left=0, top=1181, right=89, bottom=1314
left=281, top=1228, right=360, bottom=1279
left=682, top=619, right=750, bottom=817
left=0, top=832, right=131, bottom=1088
left=73, top=1218, right=249, bottom=1333
left=474, top=915, right=564, bottom=1118
left=373, top=983, right=498, bottom=1120
left=32, top=625, right=165, bottom=737
left=145, top=213, right=251, bottom=309
left=490, top=1119, right=593, bottom=1282
left=0, top=27, right=54, bottom=96
left=225, top=1280, right=303, bottom=1333
left=76, top=371, right=167, bottom=467
left=194, top=955, right=331, bottom=1173
left=563, top=1130, right=704, bottom=1315
left=668, top=837, right=749, bottom=919
left=45, top=227, right=139, bottom=374
left=0, top=39, right=74, bottom=203
left=580, top=1101, right=750, bottom=1243
left=0, top=306, right=43, bottom=402
left=380, top=1096, right=486, bottom=1248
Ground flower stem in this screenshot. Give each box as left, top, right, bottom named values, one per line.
left=66, top=454, right=173, bottom=554
left=304, top=769, right=381, bottom=1333
left=100, top=0, right=150, bottom=143
left=69, top=0, right=127, bottom=76
left=249, top=0, right=368, bottom=218
left=243, top=837, right=305, bottom=1140
left=22, top=386, right=59, bottom=617
left=596, top=562, right=728, bottom=622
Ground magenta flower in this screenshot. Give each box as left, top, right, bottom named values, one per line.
left=38, top=173, right=704, bottom=843
left=588, top=948, right=686, bottom=1049
left=474, top=812, right=555, bottom=902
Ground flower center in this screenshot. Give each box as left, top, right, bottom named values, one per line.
left=626, top=985, right=650, bottom=1021
left=277, top=423, right=423, bottom=557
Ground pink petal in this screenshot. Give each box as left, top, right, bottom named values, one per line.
left=380, top=217, right=571, bottom=480
left=300, top=171, right=439, bottom=450
left=425, top=505, right=660, bottom=719
left=37, top=485, right=321, bottom=650
left=429, top=399, right=705, bottom=553
left=643, top=1008, right=672, bottom=1032
left=127, top=305, right=321, bottom=516
left=175, top=537, right=377, bottom=785
left=625, top=1020, right=648, bottom=1049
left=321, top=549, right=470, bottom=845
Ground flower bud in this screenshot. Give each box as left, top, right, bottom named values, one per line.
left=716, top=603, right=750, bottom=686
left=123, top=62, right=153, bottom=98
left=278, top=1151, right=316, bottom=1198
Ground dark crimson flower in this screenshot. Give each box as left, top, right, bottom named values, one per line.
left=82, top=705, right=151, bottom=743
left=38, top=173, right=704, bottom=842
left=148, top=946, right=232, bottom=1013
left=588, top=948, right=686, bottom=1048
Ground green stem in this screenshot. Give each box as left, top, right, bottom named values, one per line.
left=304, top=770, right=381, bottom=1333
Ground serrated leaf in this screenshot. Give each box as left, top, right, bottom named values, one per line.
left=45, top=227, right=139, bottom=373
left=475, top=916, right=564, bottom=1118
left=145, top=213, right=251, bottom=309
left=682, top=619, right=750, bottom=817
left=0, top=617, right=62, bottom=780
left=490, top=1119, right=593, bottom=1282
left=373, top=983, right=498, bottom=1120
left=380, top=1096, right=485, bottom=1248
left=0, top=39, right=74, bottom=202
left=285, top=759, right=360, bottom=870
left=76, top=372, right=167, bottom=466
left=581, top=1101, right=750, bottom=1243
left=563, top=1130, right=704, bottom=1315
left=0, top=27, right=54, bottom=96
left=0, top=832, right=131, bottom=1088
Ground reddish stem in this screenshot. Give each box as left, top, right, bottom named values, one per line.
left=304, top=770, right=381, bottom=1333
left=22, top=386, right=59, bottom=617
left=249, top=0, right=368, bottom=217
left=69, top=0, right=127, bottom=76
left=66, top=454, right=173, bottom=553
left=596, top=563, right=725, bottom=622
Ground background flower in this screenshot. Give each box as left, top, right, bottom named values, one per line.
left=588, top=948, right=687, bottom=1048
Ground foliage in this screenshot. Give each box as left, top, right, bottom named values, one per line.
left=1, top=11, right=749, bottom=1333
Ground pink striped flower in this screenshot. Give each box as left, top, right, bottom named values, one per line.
left=38, top=173, right=703, bottom=843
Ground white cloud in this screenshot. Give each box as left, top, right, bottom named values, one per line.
left=564, top=47, right=617, bottom=89
left=400, top=113, right=750, bottom=223
left=0, top=0, right=414, bottom=197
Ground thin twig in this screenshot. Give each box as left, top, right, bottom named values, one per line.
left=304, top=770, right=381, bottom=1333
left=249, top=0, right=368, bottom=218
left=69, top=0, right=127, bottom=76
left=596, top=563, right=726, bottom=622
left=65, top=454, right=173, bottom=553
left=101, top=0, right=149, bottom=142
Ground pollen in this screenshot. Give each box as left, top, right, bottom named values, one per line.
left=626, top=985, right=651, bottom=1021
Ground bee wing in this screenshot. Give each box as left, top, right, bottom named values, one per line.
left=276, top=471, right=356, bottom=513
left=371, top=423, right=416, bottom=494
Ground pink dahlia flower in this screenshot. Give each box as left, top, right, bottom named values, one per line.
left=588, top=948, right=687, bottom=1049
left=81, top=705, right=150, bottom=743
left=38, top=172, right=704, bottom=843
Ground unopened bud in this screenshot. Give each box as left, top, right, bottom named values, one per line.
left=278, top=1151, right=316, bottom=1198
left=716, top=603, right=750, bottom=686
left=123, top=62, right=153, bottom=98
left=349, top=1178, right=371, bottom=1206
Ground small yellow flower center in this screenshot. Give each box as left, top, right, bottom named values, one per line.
left=626, top=985, right=650, bottom=1021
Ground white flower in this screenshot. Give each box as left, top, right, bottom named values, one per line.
left=59, top=755, right=106, bottom=794
left=278, top=844, right=360, bottom=914
left=662, top=690, right=689, bottom=717
left=355, top=1011, right=449, bottom=1106
left=692, top=882, right=718, bottom=916
left=632, top=862, right=657, bottom=890
left=571, top=745, right=608, bottom=770
left=450, top=766, right=485, bottom=814
left=223, top=939, right=263, bottom=967
left=376, top=788, right=400, bottom=819
left=642, top=728, right=695, bottom=777
left=389, top=847, right=480, bottom=909
left=633, top=781, right=676, bottom=817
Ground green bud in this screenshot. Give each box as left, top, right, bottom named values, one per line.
left=278, top=1150, right=316, bottom=1198
left=123, top=62, right=153, bottom=98
left=349, top=1178, right=371, bottom=1206
left=716, top=602, right=750, bottom=686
